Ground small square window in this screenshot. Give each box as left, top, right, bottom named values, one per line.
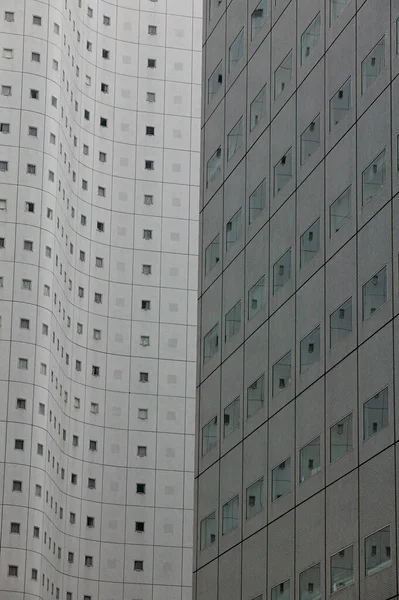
left=99, top=151, right=107, bottom=162
left=30, top=88, right=38, bottom=99
left=145, top=160, right=154, bottom=170
left=361, top=37, right=385, bottom=94
left=248, top=276, right=265, bottom=320
left=12, top=480, right=22, bottom=492
left=97, top=221, right=104, bottom=232
left=16, top=398, right=26, bottom=409
left=137, top=445, right=147, bottom=457
left=144, top=194, right=154, bottom=205
left=18, top=358, right=28, bottom=369
left=14, top=439, right=24, bottom=450
left=134, top=560, right=144, bottom=571
left=8, top=565, right=18, bottom=577
left=87, top=7, right=93, bottom=17
left=27, top=164, right=36, bottom=175
left=93, top=329, right=101, bottom=340
left=274, top=51, right=292, bottom=99
left=362, top=149, right=386, bottom=204
left=139, top=372, right=149, bottom=382
left=88, top=478, right=96, bottom=489
left=31, top=52, right=40, bottom=62
left=89, top=440, right=97, bottom=451
left=22, top=278, right=32, bottom=290
left=362, top=266, right=387, bottom=320
left=0, top=122, right=10, bottom=132
left=146, top=125, right=155, bottom=136
left=98, top=186, right=106, bottom=197
left=135, top=521, right=145, bottom=532
left=140, top=335, right=150, bottom=346
left=94, top=293, right=102, bottom=304
left=136, top=483, right=146, bottom=494
left=32, top=15, right=42, bottom=25
left=103, top=15, right=111, bottom=25
left=142, top=264, right=152, bottom=275
left=85, top=556, right=93, bottom=567
left=100, top=117, right=107, bottom=127
left=92, top=365, right=100, bottom=376
left=300, top=325, right=321, bottom=374
left=147, top=58, right=156, bottom=68
left=364, top=387, right=388, bottom=440
left=2, top=86, right=12, bottom=97
left=141, top=300, right=151, bottom=310
left=102, top=49, right=110, bottom=59
left=138, top=408, right=148, bottom=420
left=148, top=25, right=157, bottom=35
left=20, top=318, right=30, bottom=330
left=0, top=161, right=8, bottom=171
left=28, top=126, right=37, bottom=137
left=143, top=229, right=152, bottom=240
left=5, top=12, right=15, bottom=22
left=147, top=92, right=156, bottom=102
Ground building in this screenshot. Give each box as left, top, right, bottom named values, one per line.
left=195, top=1, right=399, bottom=600
left=0, top=0, right=201, bottom=598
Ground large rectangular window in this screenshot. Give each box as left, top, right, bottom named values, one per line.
left=249, top=179, right=266, bottom=224
left=330, top=413, right=353, bottom=462
left=365, top=526, right=391, bottom=576
left=272, top=457, right=291, bottom=502
left=222, top=495, right=239, bottom=534
left=329, top=187, right=351, bottom=237
left=363, top=387, right=388, bottom=440
left=362, top=149, right=386, bottom=204
left=203, top=324, right=219, bottom=363
left=227, top=117, right=243, bottom=161
left=247, top=374, right=265, bottom=417
left=361, top=37, right=385, bottom=94
left=299, top=437, right=321, bottom=483
left=330, top=297, right=352, bottom=348
left=200, top=512, right=216, bottom=550
left=246, top=478, right=264, bottom=519
left=362, top=266, right=387, bottom=320
left=331, top=545, right=354, bottom=592
left=202, top=416, right=217, bottom=455
left=329, top=78, right=351, bottom=130
left=300, top=13, right=321, bottom=65
left=229, top=29, right=244, bottom=73
left=274, top=147, right=292, bottom=195
left=205, top=234, right=220, bottom=275
left=224, top=396, right=240, bottom=437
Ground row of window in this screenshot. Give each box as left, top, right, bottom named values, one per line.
left=204, top=264, right=388, bottom=362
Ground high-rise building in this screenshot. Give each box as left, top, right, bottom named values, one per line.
left=0, top=0, right=201, bottom=598
left=195, top=1, right=399, bottom=600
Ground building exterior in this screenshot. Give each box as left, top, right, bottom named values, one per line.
left=195, top=1, right=399, bottom=600
left=0, top=0, right=201, bottom=598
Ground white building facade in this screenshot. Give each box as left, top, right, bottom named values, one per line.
left=0, top=0, right=201, bottom=598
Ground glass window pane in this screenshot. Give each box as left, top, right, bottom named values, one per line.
left=200, top=512, right=216, bottom=550
left=330, top=78, right=351, bottom=130
left=300, top=437, right=321, bottom=483
left=224, top=396, right=240, bottom=437
left=361, top=37, right=385, bottom=94
left=363, top=387, right=388, bottom=440
left=208, top=61, right=223, bottom=103
left=274, top=51, right=292, bottom=99
left=205, top=234, right=220, bottom=275
left=207, top=146, right=222, bottom=187
left=209, top=0, right=222, bottom=20
left=300, top=219, right=320, bottom=267
left=247, top=374, right=265, bottom=417
left=274, top=147, right=292, bottom=195
left=365, top=526, right=391, bottom=576
left=273, top=248, right=292, bottom=294
left=249, top=179, right=266, bottom=224
left=362, top=266, right=387, bottom=320
left=250, top=85, right=267, bottom=131
left=272, top=351, right=292, bottom=397
left=222, top=495, right=239, bottom=534
left=246, top=478, right=264, bottom=519
left=329, top=187, right=351, bottom=237
left=272, top=457, right=291, bottom=502
left=330, top=0, right=351, bottom=25
left=300, top=326, right=320, bottom=374
left=362, top=149, right=386, bottom=204
left=248, top=276, right=266, bottom=319
left=203, top=323, right=219, bottom=363
left=225, top=301, right=241, bottom=341
left=300, top=115, right=321, bottom=165
left=227, top=117, right=243, bottom=161
left=331, top=546, right=354, bottom=592
left=330, top=413, right=353, bottom=462
left=271, top=579, right=290, bottom=600
left=299, top=564, right=321, bottom=600
left=202, top=416, right=218, bottom=455
left=300, top=13, right=321, bottom=65
left=226, top=208, right=242, bottom=251
left=229, top=29, right=244, bottom=73
left=330, top=297, right=352, bottom=348
left=251, top=0, right=267, bottom=40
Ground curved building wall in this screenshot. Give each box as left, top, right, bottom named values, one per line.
left=0, top=0, right=201, bottom=599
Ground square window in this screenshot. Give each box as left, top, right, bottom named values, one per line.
left=140, top=335, right=150, bottom=346
left=22, top=278, right=32, bottom=289
left=300, top=218, right=320, bottom=267
left=251, top=0, right=267, bottom=40
left=2, top=48, right=13, bottom=59
left=200, top=512, right=216, bottom=550
left=32, top=15, right=42, bottom=25
left=248, top=276, right=265, bottom=319
left=142, top=264, right=151, bottom=275
left=247, top=374, right=264, bottom=417
left=202, top=416, right=217, bottom=455
left=226, top=208, right=242, bottom=250
left=146, top=125, right=155, bottom=136
left=2, top=86, right=12, bottom=96
left=330, top=0, right=351, bottom=24
left=148, top=25, right=157, bottom=35
left=331, top=545, right=354, bottom=592
left=141, top=300, right=151, bottom=310
left=93, top=329, right=101, bottom=340
left=363, top=387, right=388, bottom=440
left=147, top=58, right=156, bottom=68
left=16, top=398, right=26, bottom=409
left=223, top=396, right=240, bottom=437
left=330, top=186, right=351, bottom=237
left=362, top=266, right=387, bottom=320
left=300, top=115, right=321, bottom=165
left=227, top=117, right=243, bottom=161
left=222, top=495, right=239, bottom=534
left=134, top=560, right=144, bottom=571
left=27, top=164, right=36, bottom=175
left=94, top=293, right=102, bottom=304
left=8, top=565, right=18, bottom=577
left=100, top=117, right=107, bottom=127
left=299, top=564, right=321, bottom=600
left=143, top=229, right=152, bottom=240
left=361, top=37, right=385, bottom=94
left=0, top=199, right=6, bottom=210
left=206, top=146, right=222, bottom=186
left=203, top=323, right=219, bottom=363
left=147, top=92, right=156, bottom=102
left=225, top=301, right=241, bottom=341
left=103, top=15, right=110, bottom=25
left=12, top=480, right=22, bottom=491
left=5, top=12, right=15, bottom=22
left=90, top=402, right=99, bottom=413
left=99, top=151, right=107, bottom=162
left=92, top=365, right=100, bottom=376
left=300, top=325, right=321, bottom=374
left=271, top=579, right=290, bottom=600
left=85, top=556, right=93, bottom=567
left=229, top=28, right=244, bottom=73
left=246, top=478, right=264, bottom=519
left=330, top=77, right=351, bottom=130
left=98, top=186, right=106, bottom=197
left=330, top=297, right=352, bottom=348
left=0, top=122, right=10, bottom=133
left=14, top=439, right=24, bottom=450
left=30, top=88, right=38, bottom=99
left=28, top=126, right=37, bottom=137
left=31, top=52, right=40, bottom=62
left=272, top=458, right=291, bottom=501
left=273, top=248, right=292, bottom=294
left=87, top=478, right=96, bottom=489
left=137, top=445, right=147, bottom=457
left=300, top=13, right=321, bottom=65
left=145, top=160, right=154, bottom=170
left=0, top=161, right=8, bottom=171
left=274, top=147, right=292, bottom=195
left=362, top=149, right=386, bottom=204
left=138, top=408, right=148, bottom=420
left=208, top=61, right=223, bottom=103
left=139, top=372, right=149, bottom=382
left=89, top=440, right=97, bottom=451
left=299, top=437, right=321, bottom=483
left=272, top=351, right=292, bottom=397
left=144, top=194, right=154, bottom=205
left=274, top=51, right=292, bottom=99
left=365, top=526, right=391, bottom=576
left=20, top=318, right=30, bottom=329
left=205, top=234, right=220, bottom=274
left=250, top=85, right=267, bottom=131
left=136, top=483, right=146, bottom=494
left=18, top=358, right=28, bottom=369
left=135, top=521, right=145, bottom=532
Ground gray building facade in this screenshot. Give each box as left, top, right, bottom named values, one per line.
left=0, top=0, right=201, bottom=599
left=195, top=1, right=399, bottom=600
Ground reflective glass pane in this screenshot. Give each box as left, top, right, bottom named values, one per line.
left=226, top=208, right=242, bottom=251
left=222, top=495, right=239, bottom=534
left=331, top=546, right=354, bottom=592
left=330, top=413, right=353, bottom=462
left=224, top=396, right=240, bottom=437
left=330, top=0, right=351, bottom=24
left=362, top=150, right=386, bottom=204
left=202, top=416, right=218, bottom=455
left=251, top=0, right=267, bottom=40
left=247, top=374, right=265, bottom=417
left=249, top=179, right=266, bottom=224
left=205, top=234, right=220, bottom=275
left=272, top=351, right=292, bottom=397
left=300, top=13, right=321, bottom=65
left=246, top=478, right=264, bottom=519
left=300, top=437, right=321, bottom=483
left=361, top=37, right=385, bottom=94
left=329, top=187, right=351, bottom=237
left=300, top=115, right=321, bottom=165
left=203, top=324, right=219, bottom=363
left=365, top=526, right=391, bottom=576
left=271, top=580, right=290, bottom=600
left=229, top=29, right=244, bottom=73
left=273, top=248, right=292, bottom=294
left=250, top=85, right=267, bottom=131
left=207, top=146, right=222, bottom=187
left=299, top=564, right=321, bottom=600
left=274, top=51, right=292, bottom=99
left=330, top=297, right=352, bottom=348
left=208, top=61, right=223, bottom=103
left=330, top=78, right=351, bottom=130
left=300, top=326, right=320, bottom=374
left=225, top=301, right=241, bottom=341
left=274, top=147, right=292, bottom=195
left=362, top=266, right=387, bottom=320
left=363, top=387, right=388, bottom=440
left=272, top=457, right=291, bottom=502
left=200, top=512, right=216, bottom=550
left=227, top=117, right=243, bottom=161
left=300, top=219, right=320, bottom=267
left=248, top=276, right=266, bottom=319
